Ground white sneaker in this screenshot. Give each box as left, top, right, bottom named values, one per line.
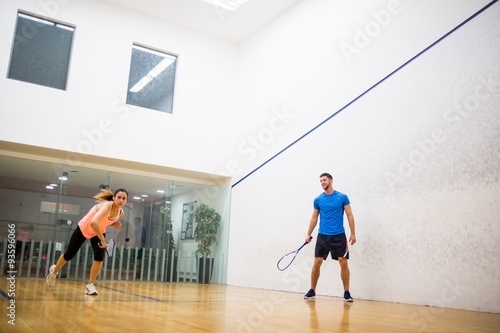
left=85, top=283, right=98, bottom=296
left=46, top=265, right=58, bottom=287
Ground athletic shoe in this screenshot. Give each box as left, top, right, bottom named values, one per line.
left=344, top=290, right=353, bottom=302
left=85, top=283, right=98, bottom=296
left=45, top=265, right=58, bottom=287
left=304, top=289, right=316, bottom=299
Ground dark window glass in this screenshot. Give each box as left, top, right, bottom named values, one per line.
left=8, top=12, right=74, bottom=90
left=127, top=44, right=177, bottom=113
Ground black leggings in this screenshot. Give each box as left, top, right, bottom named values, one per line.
left=63, top=226, right=105, bottom=262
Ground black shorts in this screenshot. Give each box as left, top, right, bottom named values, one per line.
left=63, top=226, right=106, bottom=262
left=315, top=233, right=349, bottom=260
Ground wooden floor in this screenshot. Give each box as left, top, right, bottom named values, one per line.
left=1, top=279, right=498, bottom=333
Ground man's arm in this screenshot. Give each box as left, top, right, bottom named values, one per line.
left=344, top=204, right=356, bottom=245
left=306, top=209, right=319, bottom=243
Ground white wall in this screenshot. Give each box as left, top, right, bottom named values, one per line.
left=226, top=0, right=495, bottom=183
left=0, top=0, right=240, bottom=175
left=228, top=0, right=500, bottom=314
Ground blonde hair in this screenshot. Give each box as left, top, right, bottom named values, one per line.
left=93, top=188, right=128, bottom=201
left=94, top=189, right=113, bottom=201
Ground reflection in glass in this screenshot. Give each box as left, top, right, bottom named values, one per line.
left=0, top=155, right=227, bottom=284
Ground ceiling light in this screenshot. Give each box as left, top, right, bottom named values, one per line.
left=202, top=0, right=249, bottom=11
left=58, top=171, right=68, bottom=181
left=46, top=185, right=54, bottom=189
left=157, top=190, right=165, bottom=194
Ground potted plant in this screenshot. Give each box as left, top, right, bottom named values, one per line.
left=190, top=203, right=221, bottom=283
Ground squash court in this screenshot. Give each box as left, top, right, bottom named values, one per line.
left=1, top=278, right=499, bottom=332
left=1, top=1, right=500, bottom=333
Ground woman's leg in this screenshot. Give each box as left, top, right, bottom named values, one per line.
left=52, top=255, right=68, bottom=273
left=88, top=261, right=103, bottom=284
left=53, top=226, right=87, bottom=274
left=47, top=226, right=86, bottom=287
left=88, top=234, right=106, bottom=284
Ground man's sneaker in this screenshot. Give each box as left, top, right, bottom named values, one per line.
left=85, top=283, right=98, bottom=296
left=344, top=290, right=353, bottom=302
left=304, top=289, right=316, bottom=299
left=46, top=265, right=57, bottom=287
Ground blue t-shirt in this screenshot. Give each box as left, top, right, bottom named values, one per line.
left=314, top=190, right=350, bottom=236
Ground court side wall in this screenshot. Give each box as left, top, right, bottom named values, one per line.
left=227, top=1, right=500, bottom=314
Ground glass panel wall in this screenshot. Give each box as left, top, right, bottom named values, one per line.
left=0, top=155, right=228, bottom=284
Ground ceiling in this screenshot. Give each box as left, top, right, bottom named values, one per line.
left=0, top=0, right=302, bottom=202
left=102, top=0, right=303, bottom=43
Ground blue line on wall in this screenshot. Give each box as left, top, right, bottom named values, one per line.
left=232, top=0, right=498, bottom=188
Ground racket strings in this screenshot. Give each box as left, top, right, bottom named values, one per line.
left=277, top=239, right=312, bottom=271
left=277, top=251, right=298, bottom=271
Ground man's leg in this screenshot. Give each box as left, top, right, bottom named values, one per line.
left=311, top=257, right=324, bottom=290
left=338, top=257, right=350, bottom=291
left=338, top=257, right=353, bottom=301
left=304, top=257, right=323, bottom=299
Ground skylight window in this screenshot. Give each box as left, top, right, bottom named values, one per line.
left=126, top=44, right=177, bottom=114
left=8, top=11, right=75, bottom=90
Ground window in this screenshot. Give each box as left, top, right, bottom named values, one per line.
left=8, top=12, right=75, bottom=90
left=126, top=44, right=177, bottom=113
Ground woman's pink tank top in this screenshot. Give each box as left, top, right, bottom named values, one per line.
left=78, top=202, right=121, bottom=239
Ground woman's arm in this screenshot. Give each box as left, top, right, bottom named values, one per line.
left=91, top=202, right=111, bottom=247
